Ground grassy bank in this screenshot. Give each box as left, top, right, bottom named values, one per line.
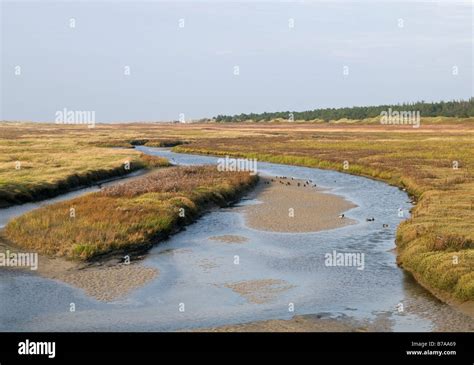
left=0, top=151, right=168, bottom=208
left=0, top=125, right=169, bottom=207
left=172, top=124, right=474, bottom=302
left=3, top=166, right=258, bottom=260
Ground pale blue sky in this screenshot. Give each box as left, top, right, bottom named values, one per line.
left=1, top=1, right=472, bottom=122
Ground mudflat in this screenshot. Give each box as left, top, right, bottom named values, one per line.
left=0, top=238, right=157, bottom=302
left=241, top=177, right=357, bottom=233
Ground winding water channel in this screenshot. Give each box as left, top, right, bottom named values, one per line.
left=0, top=147, right=472, bottom=331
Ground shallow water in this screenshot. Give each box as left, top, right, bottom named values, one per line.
left=0, top=147, right=472, bottom=332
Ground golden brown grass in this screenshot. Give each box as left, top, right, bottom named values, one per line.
left=3, top=166, right=257, bottom=260
left=0, top=122, right=169, bottom=207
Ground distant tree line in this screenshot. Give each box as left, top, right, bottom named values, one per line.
left=214, top=98, right=474, bottom=122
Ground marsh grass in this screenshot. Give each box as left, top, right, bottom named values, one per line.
left=3, top=166, right=257, bottom=260
left=0, top=122, right=169, bottom=207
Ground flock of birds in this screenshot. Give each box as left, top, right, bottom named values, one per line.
left=265, top=175, right=390, bottom=229
left=265, top=176, right=317, bottom=188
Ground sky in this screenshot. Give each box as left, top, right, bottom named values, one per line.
left=1, top=0, right=473, bottom=122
